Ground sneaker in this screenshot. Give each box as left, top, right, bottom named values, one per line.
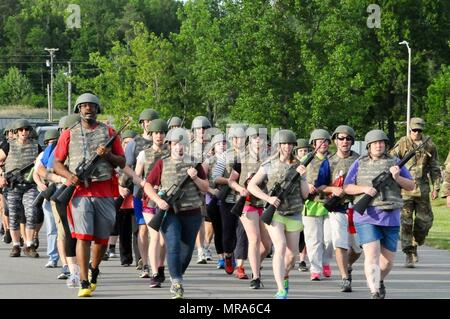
left=88, top=263, right=100, bottom=291
left=204, top=247, right=213, bottom=261
left=58, top=265, right=70, bottom=280
left=413, top=251, right=419, bottom=263
left=78, top=280, right=92, bottom=297
left=196, top=249, right=207, bottom=264
left=275, top=289, right=288, bottom=299
left=216, top=258, right=225, bottom=269
left=283, top=277, right=289, bottom=293
left=19, top=236, right=24, bottom=247
left=23, top=245, right=39, bottom=258
left=136, top=258, right=143, bottom=270
left=170, top=283, right=184, bottom=299
left=250, top=278, right=262, bottom=289
left=323, top=264, right=332, bottom=277
left=379, top=281, right=386, bottom=299
left=235, top=266, right=249, bottom=279
left=341, top=278, right=352, bottom=292
left=157, top=266, right=165, bottom=284
left=405, top=253, right=416, bottom=268
left=140, top=264, right=150, bottom=278
left=225, top=256, right=235, bottom=275
left=45, top=260, right=58, bottom=268
left=102, top=252, right=109, bottom=261
left=66, top=273, right=80, bottom=288
left=33, top=236, right=39, bottom=249
left=150, top=274, right=161, bottom=288
left=310, top=272, right=321, bottom=281
left=9, top=245, right=21, bottom=257
left=108, top=250, right=117, bottom=258
left=3, top=229, right=12, bottom=244
left=371, top=292, right=382, bottom=299
left=298, top=261, right=308, bottom=272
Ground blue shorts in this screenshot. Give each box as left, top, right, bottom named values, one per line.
left=355, top=223, right=399, bottom=252
left=133, top=197, right=145, bottom=225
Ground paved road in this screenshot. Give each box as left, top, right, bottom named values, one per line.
left=0, top=236, right=449, bottom=299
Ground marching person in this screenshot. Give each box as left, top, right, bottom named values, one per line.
left=344, top=129, right=414, bottom=299
left=53, top=93, right=125, bottom=297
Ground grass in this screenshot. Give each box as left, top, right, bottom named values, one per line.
left=426, top=198, right=450, bottom=251
left=0, top=105, right=65, bottom=119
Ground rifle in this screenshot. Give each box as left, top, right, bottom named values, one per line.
left=148, top=163, right=202, bottom=231
left=230, top=173, right=255, bottom=217
left=32, top=183, right=57, bottom=208
left=323, top=170, right=345, bottom=212
left=54, top=118, right=131, bottom=205
left=4, top=162, right=35, bottom=188
left=261, top=141, right=324, bottom=225
left=353, top=137, right=430, bottom=215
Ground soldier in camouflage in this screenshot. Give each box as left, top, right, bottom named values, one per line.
left=442, top=151, right=450, bottom=208
left=390, top=118, right=442, bottom=268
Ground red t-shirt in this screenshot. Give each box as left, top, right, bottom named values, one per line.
left=54, top=124, right=124, bottom=197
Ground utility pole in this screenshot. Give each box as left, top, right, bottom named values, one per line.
left=399, top=41, right=411, bottom=135
left=67, top=61, right=72, bottom=115
left=45, top=48, right=59, bottom=122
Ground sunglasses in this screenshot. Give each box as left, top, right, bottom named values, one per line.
left=336, top=136, right=353, bottom=141
left=411, top=129, right=422, bottom=133
left=17, top=127, right=30, bottom=132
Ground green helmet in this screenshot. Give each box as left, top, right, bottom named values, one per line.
left=228, top=124, right=246, bottom=139
left=165, top=127, right=189, bottom=145
left=12, top=119, right=32, bottom=131
left=64, top=114, right=81, bottom=129
left=246, top=124, right=266, bottom=137
left=332, top=125, right=355, bottom=140
left=273, top=129, right=297, bottom=144
left=139, top=109, right=159, bottom=122
left=210, top=133, right=226, bottom=146
left=58, top=116, right=68, bottom=129
left=365, top=129, right=389, bottom=147
left=148, top=119, right=168, bottom=133
left=168, top=116, right=182, bottom=128
left=3, top=122, right=12, bottom=136
left=121, top=129, right=137, bottom=140
left=309, top=129, right=331, bottom=144
left=74, top=93, right=101, bottom=113
left=191, top=116, right=212, bottom=130
left=296, top=138, right=310, bottom=149
left=44, top=129, right=60, bottom=143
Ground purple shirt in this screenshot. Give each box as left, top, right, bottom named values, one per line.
left=344, top=158, right=412, bottom=226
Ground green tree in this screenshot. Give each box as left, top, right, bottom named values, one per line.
left=0, top=67, right=33, bottom=105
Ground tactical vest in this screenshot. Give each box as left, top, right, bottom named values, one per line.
left=328, top=151, right=359, bottom=203
left=190, top=140, right=206, bottom=162
left=68, top=122, right=113, bottom=182
left=265, top=156, right=303, bottom=215
left=393, top=136, right=438, bottom=196
left=133, top=135, right=152, bottom=163
left=160, top=156, right=202, bottom=211
left=305, top=154, right=328, bottom=203
left=354, top=155, right=403, bottom=210
left=4, top=139, right=39, bottom=173
left=238, top=147, right=266, bottom=207
left=223, top=148, right=240, bottom=204
left=207, top=154, right=218, bottom=188
left=143, top=146, right=168, bottom=177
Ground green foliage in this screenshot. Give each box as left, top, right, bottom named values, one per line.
left=0, top=67, right=33, bottom=105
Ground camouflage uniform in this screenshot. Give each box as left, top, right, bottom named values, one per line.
left=390, top=135, right=442, bottom=257
left=442, top=151, right=450, bottom=198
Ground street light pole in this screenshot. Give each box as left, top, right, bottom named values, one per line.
left=67, top=61, right=72, bottom=115
left=399, top=41, right=411, bottom=135
left=44, top=48, right=59, bottom=122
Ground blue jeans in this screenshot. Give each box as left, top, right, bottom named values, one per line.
left=161, top=211, right=202, bottom=283
left=43, top=199, right=59, bottom=262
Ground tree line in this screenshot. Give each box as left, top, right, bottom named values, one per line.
left=0, top=0, right=448, bottom=159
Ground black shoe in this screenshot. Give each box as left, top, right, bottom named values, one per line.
left=150, top=274, right=161, bottom=288
left=249, top=278, right=262, bottom=289
left=157, top=266, right=165, bottom=284
left=371, top=292, right=382, bottom=299
left=102, top=252, right=109, bottom=261
left=347, top=266, right=353, bottom=282
left=379, top=281, right=386, bottom=299
left=298, top=261, right=309, bottom=272
left=341, top=278, right=352, bottom=292
left=3, top=229, right=12, bottom=244
left=33, top=236, right=39, bottom=249
left=89, top=263, right=100, bottom=284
